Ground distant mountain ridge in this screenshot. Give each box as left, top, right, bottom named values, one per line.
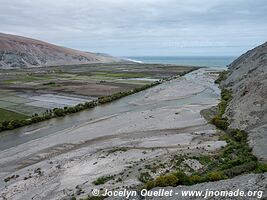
left=0, top=33, right=120, bottom=68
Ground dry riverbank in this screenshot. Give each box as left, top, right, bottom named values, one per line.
left=0, top=68, right=224, bottom=200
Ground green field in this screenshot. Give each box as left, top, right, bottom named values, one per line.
left=7, top=104, right=47, bottom=116
left=0, top=108, right=29, bottom=122
left=0, top=63, right=196, bottom=126
left=0, top=96, right=32, bottom=104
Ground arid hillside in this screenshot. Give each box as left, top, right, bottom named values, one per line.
left=221, top=41, right=267, bottom=161
left=0, top=33, right=120, bottom=68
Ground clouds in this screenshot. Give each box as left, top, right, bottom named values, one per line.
left=1, top=0, right=267, bottom=56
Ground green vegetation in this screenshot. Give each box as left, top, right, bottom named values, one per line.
left=98, top=82, right=159, bottom=104
left=19, top=73, right=56, bottom=82
left=94, top=72, right=147, bottom=79
left=22, top=74, right=40, bottom=82
left=42, top=81, right=56, bottom=86
left=174, top=171, right=192, bottom=185
left=0, top=101, right=97, bottom=131
left=211, top=72, right=233, bottom=130
left=214, top=70, right=228, bottom=84
left=93, top=175, right=114, bottom=185
left=255, top=163, right=267, bottom=173
left=144, top=130, right=265, bottom=190
left=218, top=89, right=232, bottom=116
left=42, top=81, right=61, bottom=87
left=138, top=172, right=153, bottom=183
left=0, top=81, right=160, bottom=132
left=0, top=108, right=28, bottom=122
left=146, top=174, right=178, bottom=190
left=210, top=89, right=232, bottom=130
left=206, top=171, right=227, bottom=181
left=210, top=116, right=229, bottom=130
left=144, top=84, right=267, bottom=190
left=0, top=64, right=196, bottom=133
left=230, top=129, right=247, bottom=142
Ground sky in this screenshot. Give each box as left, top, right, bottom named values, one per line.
left=0, top=0, right=267, bottom=56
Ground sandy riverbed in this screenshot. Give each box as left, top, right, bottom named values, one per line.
left=0, top=68, right=225, bottom=200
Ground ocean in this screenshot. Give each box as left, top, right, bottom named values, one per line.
left=125, top=56, right=236, bottom=67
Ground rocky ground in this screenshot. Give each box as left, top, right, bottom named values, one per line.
left=110, top=173, right=266, bottom=200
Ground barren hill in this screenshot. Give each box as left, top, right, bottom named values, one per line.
left=0, top=33, right=120, bottom=68
left=221, top=41, right=267, bottom=161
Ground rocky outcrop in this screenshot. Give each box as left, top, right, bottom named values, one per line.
left=221, top=41, right=267, bottom=161
left=0, top=33, right=120, bottom=68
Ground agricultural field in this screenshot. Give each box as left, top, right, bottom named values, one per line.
left=0, top=63, right=195, bottom=119
left=0, top=108, right=28, bottom=122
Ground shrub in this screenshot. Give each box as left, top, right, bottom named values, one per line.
left=43, top=81, right=56, bottom=86
left=139, top=172, right=152, bottom=183
left=189, top=175, right=203, bottom=184
left=215, top=70, right=228, bottom=84
left=221, top=89, right=232, bottom=102
left=7, top=120, right=21, bottom=129
left=197, top=156, right=212, bottom=165
left=93, top=175, right=113, bottom=185
left=210, top=89, right=232, bottom=130
left=53, top=108, right=65, bottom=117
left=230, top=129, right=247, bottom=142
left=145, top=180, right=155, bottom=190
left=223, top=161, right=257, bottom=177
left=84, top=101, right=97, bottom=108
left=206, top=171, right=227, bottom=181
left=154, top=174, right=179, bottom=187
left=174, top=171, right=191, bottom=185
left=217, top=89, right=232, bottom=116
left=210, top=116, right=229, bottom=130
left=218, top=100, right=228, bottom=116
left=255, top=163, right=267, bottom=173
left=31, top=116, right=43, bottom=123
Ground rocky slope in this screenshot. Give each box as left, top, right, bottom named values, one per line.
left=155, top=173, right=267, bottom=200
left=116, top=173, right=266, bottom=200
left=221, top=41, right=267, bottom=161
left=0, top=33, right=120, bottom=68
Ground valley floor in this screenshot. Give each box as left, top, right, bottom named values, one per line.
left=0, top=68, right=226, bottom=200
left=0, top=63, right=194, bottom=120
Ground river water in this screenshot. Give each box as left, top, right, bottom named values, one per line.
left=0, top=67, right=225, bottom=199
left=0, top=68, right=220, bottom=151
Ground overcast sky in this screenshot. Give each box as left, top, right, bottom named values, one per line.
left=1, top=0, right=267, bottom=56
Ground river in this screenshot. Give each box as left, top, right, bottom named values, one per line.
left=0, top=68, right=225, bottom=200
